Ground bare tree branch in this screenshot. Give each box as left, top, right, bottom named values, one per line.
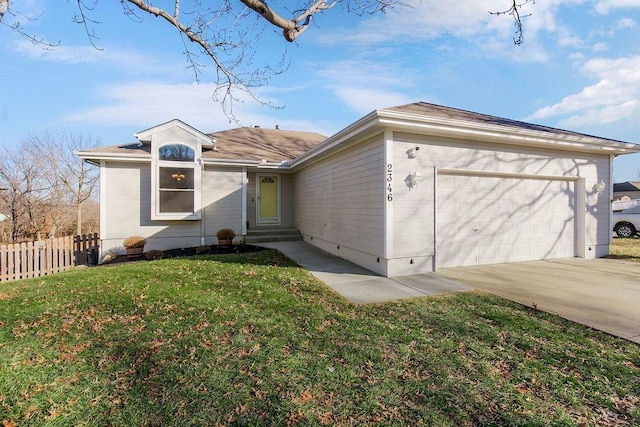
left=0, top=4, right=59, bottom=48
left=1, top=0, right=534, bottom=123
left=489, top=0, right=534, bottom=46
left=239, top=0, right=336, bottom=42
left=73, top=0, right=103, bottom=50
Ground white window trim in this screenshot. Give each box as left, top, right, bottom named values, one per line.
left=151, top=141, right=202, bottom=221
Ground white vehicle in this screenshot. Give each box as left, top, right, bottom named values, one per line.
left=613, top=205, right=640, bottom=238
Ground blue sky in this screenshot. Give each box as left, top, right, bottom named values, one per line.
left=1, top=0, right=640, bottom=181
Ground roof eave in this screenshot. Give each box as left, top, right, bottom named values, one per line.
left=377, top=109, right=640, bottom=155
left=134, top=119, right=215, bottom=146
left=200, top=158, right=290, bottom=169
left=75, top=151, right=151, bottom=163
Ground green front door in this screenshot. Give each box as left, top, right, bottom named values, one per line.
left=257, top=175, right=279, bottom=224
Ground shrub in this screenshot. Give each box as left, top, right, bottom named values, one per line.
left=123, top=236, right=147, bottom=249
left=145, top=249, right=164, bottom=260
left=216, top=228, right=236, bottom=240
left=101, top=248, right=119, bottom=264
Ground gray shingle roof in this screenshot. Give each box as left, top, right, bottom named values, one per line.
left=78, top=127, right=327, bottom=163
left=77, top=102, right=638, bottom=163
left=205, top=127, right=326, bottom=162
left=613, top=181, right=640, bottom=192
left=385, top=102, right=629, bottom=144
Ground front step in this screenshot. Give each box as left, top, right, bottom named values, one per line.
left=244, top=227, right=302, bottom=244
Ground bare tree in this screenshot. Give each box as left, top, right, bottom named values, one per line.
left=2, top=0, right=531, bottom=117
left=0, top=133, right=100, bottom=242
left=0, top=143, right=50, bottom=242
left=32, top=131, right=101, bottom=236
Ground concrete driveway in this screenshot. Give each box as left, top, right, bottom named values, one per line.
left=437, top=258, right=640, bottom=344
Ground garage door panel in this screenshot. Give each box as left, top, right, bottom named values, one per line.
left=437, top=174, right=576, bottom=268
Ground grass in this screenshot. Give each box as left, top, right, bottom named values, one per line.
left=608, top=237, right=640, bottom=263
left=1, top=250, right=639, bottom=426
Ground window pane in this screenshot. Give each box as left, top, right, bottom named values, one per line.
left=159, top=144, right=195, bottom=161
left=159, top=191, right=194, bottom=213
left=160, top=167, right=194, bottom=189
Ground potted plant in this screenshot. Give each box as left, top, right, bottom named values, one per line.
left=123, top=235, right=146, bottom=259
left=216, top=228, right=236, bottom=246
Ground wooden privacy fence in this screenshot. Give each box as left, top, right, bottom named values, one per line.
left=0, top=233, right=99, bottom=282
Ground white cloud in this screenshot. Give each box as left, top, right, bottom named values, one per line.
left=316, top=59, right=413, bottom=88
left=556, top=27, right=584, bottom=47
left=594, top=0, right=640, bottom=14
left=321, top=0, right=516, bottom=45
left=314, top=59, right=419, bottom=114
left=593, top=42, right=609, bottom=51
left=57, top=81, right=338, bottom=135
left=61, top=82, right=258, bottom=130
left=12, top=40, right=174, bottom=74
left=616, top=17, right=636, bottom=28
left=315, top=0, right=594, bottom=63
left=527, top=55, right=640, bottom=127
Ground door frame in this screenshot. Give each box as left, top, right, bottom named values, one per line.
left=256, top=173, right=281, bottom=225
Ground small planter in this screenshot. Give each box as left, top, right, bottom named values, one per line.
left=216, top=228, right=236, bottom=247
left=123, top=236, right=147, bottom=260
left=126, top=247, right=144, bottom=259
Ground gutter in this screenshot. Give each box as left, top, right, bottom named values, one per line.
left=200, top=158, right=291, bottom=169
left=290, top=109, right=640, bottom=169
left=75, top=151, right=151, bottom=166
left=376, top=110, right=640, bottom=154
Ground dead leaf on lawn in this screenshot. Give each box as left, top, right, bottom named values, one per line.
left=611, top=395, right=639, bottom=413
left=23, top=406, right=39, bottom=419
left=2, top=420, right=17, bottom=427
left=299, top=390, right=313, bottom=404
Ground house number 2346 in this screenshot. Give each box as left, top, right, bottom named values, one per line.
left=387, top=163, right=393, bottom=202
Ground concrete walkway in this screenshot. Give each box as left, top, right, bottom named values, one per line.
left=258, top=241, right=470, bottom=304
left=438, top=258, right=640, bottom=344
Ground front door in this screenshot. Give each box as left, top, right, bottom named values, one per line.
left=257, top=174, right=280, bottom=225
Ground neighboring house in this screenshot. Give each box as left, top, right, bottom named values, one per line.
left=613, top=181, right=640, bottom=201
left=613, top=182, right=640, bottom=211
left=77, top=102, right=640, bottom=277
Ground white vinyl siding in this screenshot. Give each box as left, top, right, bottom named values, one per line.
left=293, top=135, right=385, bottom=263
left=101, top=162, right=244, bottom=252
left=102, top=162, right=201, bottom=252
left=201, top=167, right=244, bottom=240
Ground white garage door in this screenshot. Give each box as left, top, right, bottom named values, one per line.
left=437, top=174, right=576, bottom=268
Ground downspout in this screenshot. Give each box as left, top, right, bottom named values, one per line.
left=99, top=160, right=107, bottom=263
left=200, top=206, right=206, bottom=246
left=199, top=155, right=205, bottom=246
left=242, top=167, right=247, bottom=236
left=609, top=155, right=615, bottom=246
left=433, top=167, right=438, bottom=271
